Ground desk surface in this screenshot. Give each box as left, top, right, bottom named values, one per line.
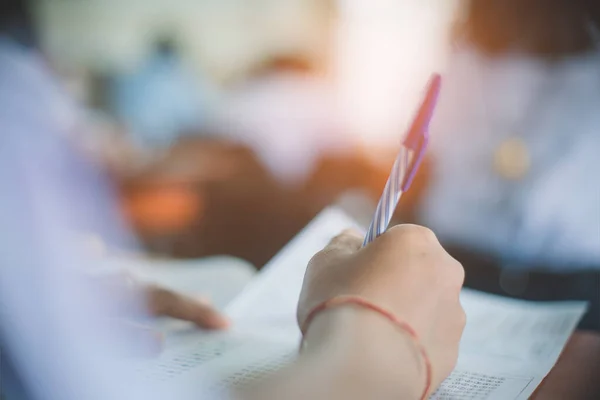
left=533, top=331, right=600, bottom=399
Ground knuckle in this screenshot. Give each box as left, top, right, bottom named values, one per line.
left=451, top=258, right=466, bottom=286
left=387, top=224, right=438, bottom=244
left=439, top=256, right=465, bottom=289
left=419, top=226, right=438, bottom=242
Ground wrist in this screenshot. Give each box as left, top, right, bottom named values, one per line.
left=302, top=305, right=425, bottom=399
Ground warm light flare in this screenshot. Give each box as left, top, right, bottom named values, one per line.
left=334, top=0, right=459, bottom=152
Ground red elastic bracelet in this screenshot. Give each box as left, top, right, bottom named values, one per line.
left=301, top=296, right=432, bottom=400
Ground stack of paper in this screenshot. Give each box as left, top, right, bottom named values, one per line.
left=134, top=207, right=586, bottom=399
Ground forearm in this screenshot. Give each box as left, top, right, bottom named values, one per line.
left=237, top=307, right=426, bottom=400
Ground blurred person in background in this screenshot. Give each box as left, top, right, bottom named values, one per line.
left=0, top=0, right=233, bottom=356
left=0, top=3, right=467, bottom=400
left=401, top=0, right=600, bottom=330
left=198, top=55, right=379, bottom=269
left=213, top=55, right=353, bottom=188
left=110, top=36, right=211, bottom=150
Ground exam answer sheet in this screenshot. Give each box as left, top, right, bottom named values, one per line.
left=134, top=207, right=586, bottom=400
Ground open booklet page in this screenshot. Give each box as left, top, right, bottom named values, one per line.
left=132, top=207, right=586, bottom=399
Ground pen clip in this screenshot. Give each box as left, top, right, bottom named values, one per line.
left=400, top=74, right=441, bottom=192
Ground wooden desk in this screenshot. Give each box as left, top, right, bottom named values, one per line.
left=533, top=331, right=600, bottom=399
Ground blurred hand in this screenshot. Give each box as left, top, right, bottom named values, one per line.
left=144, top=283, right=229, bottom=330
left=297, top=225, right=466, bottom=389
left=97, top=275, right=229, bottom=356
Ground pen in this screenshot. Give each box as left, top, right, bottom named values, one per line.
left=363, top=73, right=442, bottom=246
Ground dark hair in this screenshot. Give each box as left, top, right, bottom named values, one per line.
left=0, top=0, right=36, bottom=47
left=153, top=35, right=179, bottom=57
left=458, top=0, right=600, bottom=58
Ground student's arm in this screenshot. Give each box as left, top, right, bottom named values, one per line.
left=240, top=307, right=428, bottom=400
left=238, top=226, right=466, bottom=400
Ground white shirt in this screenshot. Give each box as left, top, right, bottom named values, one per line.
left=214, top=73, right=352, bottom=187
left=420, top=46, right=600, bottom=270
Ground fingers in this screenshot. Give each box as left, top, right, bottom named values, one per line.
left=146, top=285, right=230, bottom=330
left=326, top=229, right=363, bottom=251
left=308, top=229, right=363, bottom=269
